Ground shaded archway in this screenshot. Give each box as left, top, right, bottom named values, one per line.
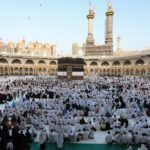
left=90, top=61, right=98, bottom=66
left=101, top=61, right=109, bottom=66
left=0, top=58, right=8, bottom=64
left=12, top=59, right=22, bottom=64
left=112, top=61, right=120, bottom=66
left=135, top=59, right=145, bottom=65
left=38, top=60, right=46, bottom=64
left=25, top=59, right=34, bottom=65
left=50, top=61, right=57, bottom=65
left=14, top=67, right=19, bottom=75
left=124, top=60, right=131, bottom=66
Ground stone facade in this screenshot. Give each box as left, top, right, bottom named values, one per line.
left=0, top=51, right=150, bottom=76
left=0, top=56, right=57, bottom=76
left=84, top=52, right=150, bottom=76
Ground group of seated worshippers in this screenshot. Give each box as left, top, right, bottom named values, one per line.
left=0, top=75, right=150, bottom=150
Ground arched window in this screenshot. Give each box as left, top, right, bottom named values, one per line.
left=0, top=58, right=8, bottom=64
left=112, top=61, right=120, bottom=66
left=26, top=60, right=34, bottom=65
left=124, top=60, right=131, bottom=66
left=135, top=59, right=145, bottom=65
left=90, top=62, right=98, bottom=66
left=12, top=59, right=22, bottom=64
left=50, top=61, right=57, bottom=65
left=38, top=60, right=46, bottom=64
left=101, top=61, right=109, bottom=66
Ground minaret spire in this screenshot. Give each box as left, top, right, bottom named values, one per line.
left=86, top=2, right=95, bottom=46
left=105, top=0, right=114, bottom=45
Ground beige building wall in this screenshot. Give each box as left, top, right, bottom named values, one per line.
left=0, top=54, right=150, bottom=77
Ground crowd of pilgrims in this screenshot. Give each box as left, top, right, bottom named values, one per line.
left=0, top=76, right=150, bottom=150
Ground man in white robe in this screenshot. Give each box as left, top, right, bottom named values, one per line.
left=105, top=132, right=112, bottom=144
left=39, top=130, right=47, bottom=150
left=49, top=130, right=56, bottom=143
left=56, top=130, right=64, bottom=150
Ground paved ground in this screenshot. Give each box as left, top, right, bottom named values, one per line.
left=30, top=143, right=139, bottom=150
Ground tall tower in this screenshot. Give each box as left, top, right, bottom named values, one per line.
left=105, top=1, right=114, bottom=45
left=86, top=5, right=95, bottom=46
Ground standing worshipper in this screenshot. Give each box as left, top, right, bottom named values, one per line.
left=39, top=130, right=47, bottom=150
left=6, top=140, right=14, bottom=150
left=56, top=130, right=64, bottom=150
left=12, top=99, right=16, bottom=108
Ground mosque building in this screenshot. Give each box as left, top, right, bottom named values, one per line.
left=0, top=2, right=150, bottom=77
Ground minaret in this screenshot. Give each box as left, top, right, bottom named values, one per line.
left=86, top=4, right=95, bottom=46
left=105, top=1, right=114, bottom=45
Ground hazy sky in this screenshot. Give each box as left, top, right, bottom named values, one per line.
left=0, top=0, right=150, bottom=54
